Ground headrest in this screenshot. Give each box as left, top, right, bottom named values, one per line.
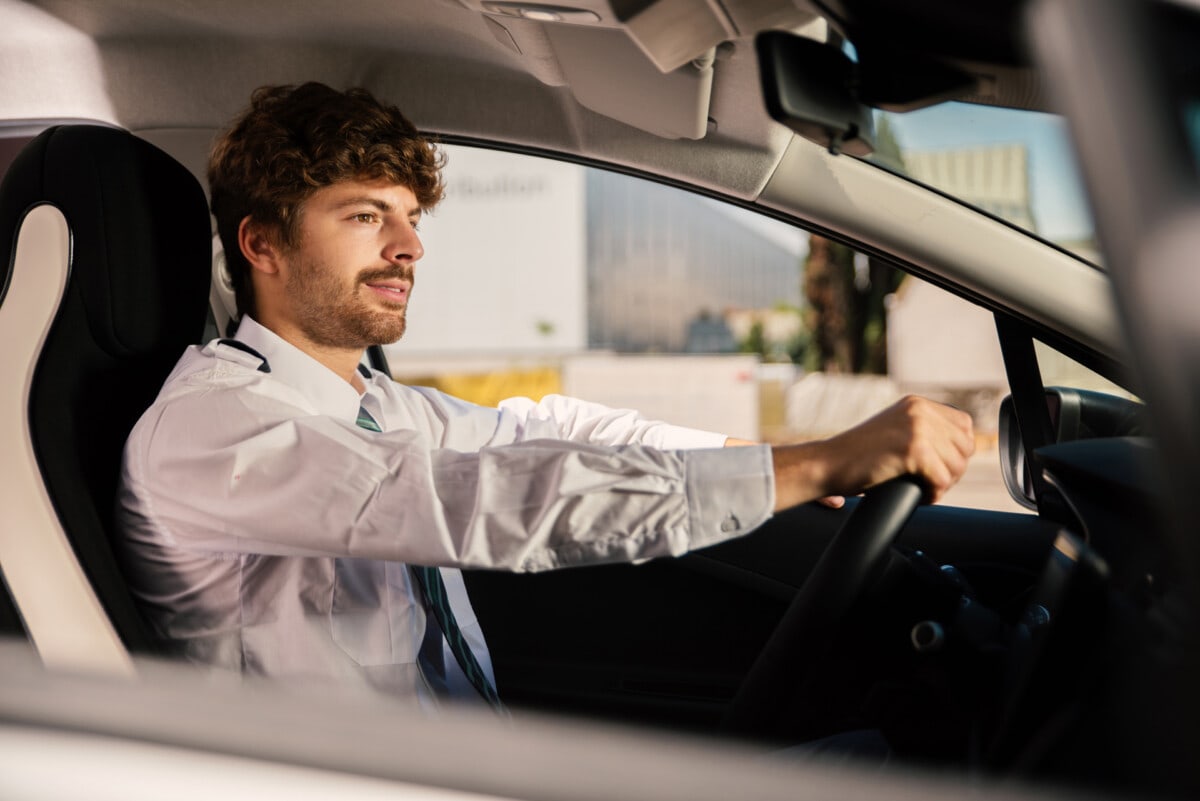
left=0, top=125, right=210, bottom=357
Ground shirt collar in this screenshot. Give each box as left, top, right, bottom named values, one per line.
left=234, top=316, right=364, bottom=421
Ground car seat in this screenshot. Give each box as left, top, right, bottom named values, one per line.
left=0, top=125, right=210, bottom=670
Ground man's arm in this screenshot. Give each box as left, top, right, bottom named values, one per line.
left=124, top=386, right=968, bottom=573
left=443, top=392, right=971, bottom=514
left=121, top=387, right=775, bottom=571
left=768, top=395, right=974, bottom=510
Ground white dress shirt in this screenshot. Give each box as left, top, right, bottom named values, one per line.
left=117, top=317, right=775, bottom=708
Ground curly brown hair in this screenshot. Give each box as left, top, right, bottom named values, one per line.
left=208, top=82, right=445, bottom=320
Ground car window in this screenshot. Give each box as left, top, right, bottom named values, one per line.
left=1035, top=340, right=1138, bottom=401
left=865, top=103, right=1100, bottom=267
left=386, top=144, right=1024, bottom=512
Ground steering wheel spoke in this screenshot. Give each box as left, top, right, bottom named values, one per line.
left=725, top=475, right=926, bottom=739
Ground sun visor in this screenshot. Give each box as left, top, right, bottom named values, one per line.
left=614, top=0, right=821, bottom=74
left=467, top=1, right=819, bottom=72
left=547, top=24, right=713, bottom=140
left=464, top=1, right=826, bottom=139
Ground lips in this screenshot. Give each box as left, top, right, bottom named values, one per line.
left=363, top=281, right=410, bottom=302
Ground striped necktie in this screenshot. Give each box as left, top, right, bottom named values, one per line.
left=355, top=405, right=506, bottom=713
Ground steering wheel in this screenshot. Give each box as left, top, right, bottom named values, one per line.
left=724, top=475, right=926, bottom=740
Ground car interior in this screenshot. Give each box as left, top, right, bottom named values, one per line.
left=1, top=1, right=1199, bottom=799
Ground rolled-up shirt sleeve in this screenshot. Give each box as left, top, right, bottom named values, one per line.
left=122, top=380, right=774, bottom=572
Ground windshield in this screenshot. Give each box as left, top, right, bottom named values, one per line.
left=866, top=103, right=1100, bottom=266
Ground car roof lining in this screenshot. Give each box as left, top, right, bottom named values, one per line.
left=2, top=8, right=787, bottom=201
left=7, top=0, right=1052, bottom=188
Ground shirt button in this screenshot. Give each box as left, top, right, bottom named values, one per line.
left=720, top=513, right=740, bottom=533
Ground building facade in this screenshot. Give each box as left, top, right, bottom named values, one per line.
left=585, top=169, right=801, bottom=353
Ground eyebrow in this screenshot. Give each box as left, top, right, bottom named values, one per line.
left=330, top=196, right=421, bottom=218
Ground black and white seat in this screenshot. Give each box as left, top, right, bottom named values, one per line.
left=0, top=125, right=210, bottom=671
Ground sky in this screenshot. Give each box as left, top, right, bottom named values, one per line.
left=880, top=102, right=1096, bottom=244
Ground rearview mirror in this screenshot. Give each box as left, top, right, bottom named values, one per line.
left=756, top=31, right=875, bottom=156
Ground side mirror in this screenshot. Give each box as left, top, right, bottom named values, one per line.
left=756, top=31, right=875, bottom=156
left=998, top=395, right=1039, bottom=511
left=998, top=387, right=1147, bottom=510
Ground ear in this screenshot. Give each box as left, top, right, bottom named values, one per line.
left=237, top=216, right=283, bottom=275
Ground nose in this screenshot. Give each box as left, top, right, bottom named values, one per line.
left=386, top=220, right=423, bottom=265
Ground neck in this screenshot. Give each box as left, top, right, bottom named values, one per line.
left=254, top=313, right=367, bottom=391
left=301, top=339, right=368, bottom=393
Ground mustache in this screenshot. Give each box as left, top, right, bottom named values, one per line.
left=357, top=266, right=415, bottom=286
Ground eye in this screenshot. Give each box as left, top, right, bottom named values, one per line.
left=352, top=212, right=378, bottom=224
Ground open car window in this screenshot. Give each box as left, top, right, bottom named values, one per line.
left=386, top=144, right=1024, bottom=512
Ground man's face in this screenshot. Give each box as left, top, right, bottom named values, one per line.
left=279, top=178, right=424, bottom=350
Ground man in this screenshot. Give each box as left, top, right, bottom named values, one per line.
left=117, top=83, right=974, bottom=711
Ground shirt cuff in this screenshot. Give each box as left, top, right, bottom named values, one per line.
left=683, top=444, right=775, bottom=550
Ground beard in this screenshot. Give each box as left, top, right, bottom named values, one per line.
left=286, top=256, right=414, bottom=350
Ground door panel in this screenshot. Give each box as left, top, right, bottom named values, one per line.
left=464, top=501, right=1058, bottom=730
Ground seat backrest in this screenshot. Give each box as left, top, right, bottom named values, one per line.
left=0, top=125, right=210, bottom=660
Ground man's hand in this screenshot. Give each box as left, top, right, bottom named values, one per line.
left=770, top=396, right=975, bottom=512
